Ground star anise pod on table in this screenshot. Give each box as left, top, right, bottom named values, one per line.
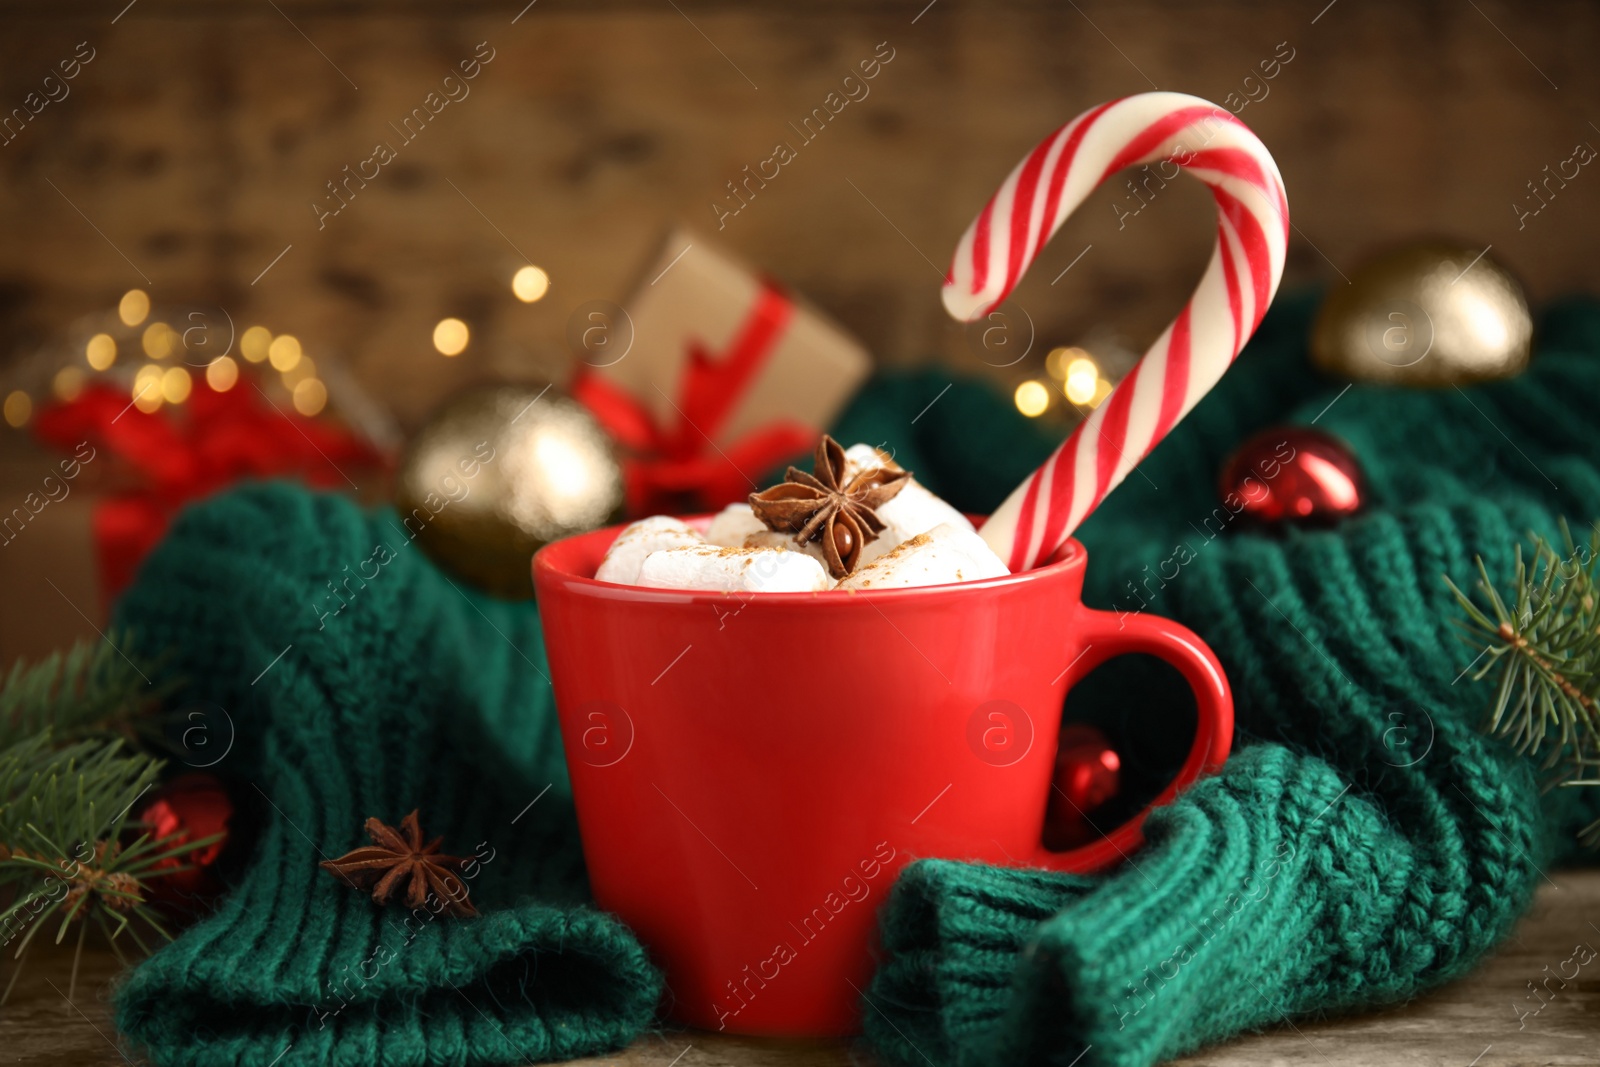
left=749, top=435, right=911, bottom=578
left=319, top=810, right=477, bottom=918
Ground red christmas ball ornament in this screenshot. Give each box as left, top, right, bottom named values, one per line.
left=1044, top=723, right=1122, bottom=850
left=1219, top=426, right=1366, bottom=527
left=135, top=772, right=234, bottom=913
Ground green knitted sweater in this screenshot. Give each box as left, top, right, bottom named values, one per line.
left=113, top=295, right=1600, bottom=1067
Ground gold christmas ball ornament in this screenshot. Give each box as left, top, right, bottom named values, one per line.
left=1310, top=241, right=1532, bottom=387
left=396, top=383, right=623, bottom=598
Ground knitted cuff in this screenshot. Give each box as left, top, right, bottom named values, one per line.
left=993, top=744, right=1366, bottom=1067
left=116, top=900, right=659, bottom=1066
left=868, top=733, right=1541, bottom=1067
left=864, top=860, right=1096, bottom=1067
left=1003, top=504, right=1551, bottom=1067
left=111, top=485, right=662, bottom=1067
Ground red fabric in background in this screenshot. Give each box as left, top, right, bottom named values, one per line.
left=33, top=382, right=387, bottom=604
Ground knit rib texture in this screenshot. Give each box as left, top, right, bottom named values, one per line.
left=111, top=295, right=1600, bottom=1067
left=835, top=295, right=1600, bottom=1067
left=111, top=488, right=662, bottom=1067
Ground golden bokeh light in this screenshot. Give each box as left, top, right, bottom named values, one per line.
left=433, top=317, right=469, bottom=356
left=512, top=265, right=550, bottom=303
left=268, top=334, right=302, bottom=372
left=206, top=355, right=239, bottom=393
left=1013, top=380, right=1050, bottom=418
left=143, top=322, right=176, bottom=359
left=3, top=391, right=32, bottom=428
left=241, top=326, right=272, bottom=363
left=53, top=366, right=86, bottom=402
left=1046, top=345, right=1091, bottom=381
left=1089, top=377, right=1115, bottom=408
left=133, top=365, right=164, bottom=413
left=1064, top=370, right=1098, bottom=405
left=86, top=332, right=117, bottom=371
left=292, top=377, right=328, bottom=416
left=161, top=366, right=192, bottom=404
left=118, top=289, right=150, bottom=327
left=1063, top=356, right=1100, bottom=406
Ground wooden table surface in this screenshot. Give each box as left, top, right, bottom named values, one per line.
left=5, top=870, right=1597, bottom=1067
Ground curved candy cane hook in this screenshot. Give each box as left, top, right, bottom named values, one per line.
left=944, top=92, right=1289, bottom=571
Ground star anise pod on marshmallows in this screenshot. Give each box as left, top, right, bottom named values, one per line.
left=319, top=810, right=477, bottom=917
left=749, top=435, right=910, bottom=578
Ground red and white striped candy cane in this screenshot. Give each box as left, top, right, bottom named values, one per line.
left=944, top=92, right=1289, bottom=571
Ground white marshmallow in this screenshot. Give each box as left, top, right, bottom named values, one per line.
left=637, top=544, right=830, bottom=593
left=745, top=524, right=942, bottom=579
left=837, top=522, right=1006, bottom=589
left=848, top=483, right=975, bottom=568
left=836, top=524, right=984, bottom=590
left=856, top=532, right=897, bottom=568
left=594, top=516, right=703, bottom=585
left=843, top=443, right=901, bottom=480
left=878, top=481, right=975, bottom=537
left=744, top=529, right=830, bottom=569
left=706, top=503, right=768, bottom=547
left=938, top=523, right=1010, bottom=579
left=840, top=442, right=975, bottom=553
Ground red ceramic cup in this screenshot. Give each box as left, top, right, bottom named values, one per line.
left=532, top=517, right=1232, bottom=1037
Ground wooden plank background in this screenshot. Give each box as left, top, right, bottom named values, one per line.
left=0, top=0, right=1594, bottom=426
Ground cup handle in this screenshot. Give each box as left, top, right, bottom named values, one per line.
left=1024, top=606, right=1234, bottom=870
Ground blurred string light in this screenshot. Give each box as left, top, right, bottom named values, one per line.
left=86, top=332, right=116, bottom=370
left=1044, top=346, right=1079, bottom=380
left=240, top=326, right=271, bottom=363
left=132, top=365, right=164, bottom=413
left=268, top=334, right=302, bottom=372
left=293, top=378, right=327, bottom=416
left=1063, top=356, right=1099, bottom=405
left=53, top=366, right=85, bottom=401
left=73, top=291, right=337, bottom=424
left=206, top=355, right=239, bottom=392
left=3, top=390, right=31, bottom=428
left=118, top=289, right=149, bottom=327
left=1013, top=380, right=1050, bottom=418
left=143, top=322, right=175, bottom=359
left=433, top=317, right=469, bottom=356
left=161, top=366, right=192, bottom=404
left=512, top=266, right=549, bottom=303
left=1046, top=345, right=1117, bottom=410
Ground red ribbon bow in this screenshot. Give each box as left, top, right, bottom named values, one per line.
left=32, top=381, right=387, bottom=604
left=572, top=280, right=817, bottom=516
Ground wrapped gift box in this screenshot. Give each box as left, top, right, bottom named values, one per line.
left=574, top=227, right=873, bottom=514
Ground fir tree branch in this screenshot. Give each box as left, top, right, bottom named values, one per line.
left=0, top=633, right=168, bottom=751
left=0, top=636, right=212, bottom=997
left=1448, top=520, right=1600, bottom=841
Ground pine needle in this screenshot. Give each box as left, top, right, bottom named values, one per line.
left=1448, top=519, right=1600, bottom=842
left=0, top=634, right=209, bottom=1001
left=67, top=917, right=86, bottom=1003
left=0, top=632, right=165, bottom=750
